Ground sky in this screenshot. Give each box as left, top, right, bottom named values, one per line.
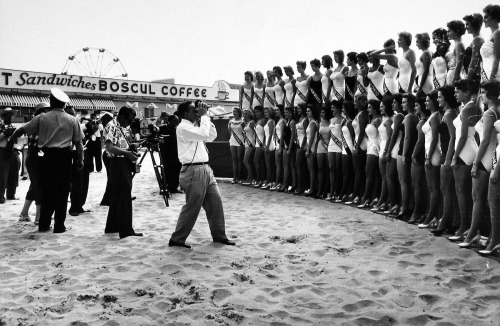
left=0, top=0, right=496, bottom=87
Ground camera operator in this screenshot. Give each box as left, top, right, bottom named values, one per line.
left=103, top=106, right=143, bottom=239
left=85, top=113, right=103, bottom=173
left=0, top=108, right=21, bottom=204
left=158, top=113, right=182, bottom=194
left=168, top=101, right=235, bottom=249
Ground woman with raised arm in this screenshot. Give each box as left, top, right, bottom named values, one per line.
left=304, top=105, right=319, bottom=197
left=418, top=91, right=442, bottom=228
left=383, top=94, right=404, bottom=215
left=330, top=50, right=349, bottom=101
left=463, top=13, right=484, bottom=85
left=408, top=97, right=429, bottom=224
left=397, top=94, right=419, bottom=220
left=316, top=106, right=332, bottom=198
left=279, top=106, right=297, bottom=193
left=345, top=52, right=359, bottom=102
left=346, top=94, right=369, bottom=205
left=253, top=71, right=266, bottom=109
left=459, top=80, right=498, bottom=248
left=430, top=85, right=460, bottom=236
left=283, top=66, right=296, bottom=109
left=308, top=58, right=324, bottom=110
left=273, top=66, right=286, bottom=106
left=294, top=61, right=309, bottom=108
left=431, top=28, right=451, bottom=89
left=415, top=33, right=434, bottom=97
left=449, top=80, right=482, bottom=241
left=242, top=110, right=256, bottom=185
left=372, top=96, right=393, bottom=212
left=336, top=101, right=357, bottom=202
left=228, top=107, right=245, bottom=184
left=397, top=32, right=417, bottom=94
left=370, top=39, right=399, bottom=96
left=358, top=99, right=382, bottom=208
left=294, top=103, right=309, bottom=195
left=366, top=52, right=385, bottom=101
left=479, top=79, right=500, bottom=256
left=264, top=70, right=277, bottom=109
left=240, top=71, right=254, bottom=112
left=321, top=55, right=334, bottom=106
left=481, top=5, right=500, bottom=82
left=253, top=106, right=266, bottom=188
left=446, top=20, right=466, bottom=85
left=328, top=101, right=344, bottom=201
left=355, top=52, right=369, bottom=98
left=272, top=105, right=286, bottom=191
left=262, top=107, right=276, bottom=190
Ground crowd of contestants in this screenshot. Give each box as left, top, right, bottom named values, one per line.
left=228, top=4, right=500, bottom=256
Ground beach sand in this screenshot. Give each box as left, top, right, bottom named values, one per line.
left=1, top=155, right=500, bottom=326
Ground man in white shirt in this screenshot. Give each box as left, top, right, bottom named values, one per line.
left=169, top=101, right=235, bottom=248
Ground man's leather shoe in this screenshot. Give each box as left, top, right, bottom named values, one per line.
left=54, top=226, right=72, bottom=234
left=120, top=232, right=143, bottom=239
left=168, top=239, right=191, bottom=248
left=0, top=198, right=5, bottom=204
left=68, top=211, right=79, bottom=217
left=214, top=239, right=236, bottom=246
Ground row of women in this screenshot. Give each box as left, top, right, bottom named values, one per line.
left=229, top=4, right=500, bottom=256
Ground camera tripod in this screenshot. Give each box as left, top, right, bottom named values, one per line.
left=133, top=138, right=169, bottom=207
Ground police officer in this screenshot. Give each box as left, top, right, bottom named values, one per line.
left=11, top=88, right=83, bottom=233
left=0, top=108, right=21, bottom=204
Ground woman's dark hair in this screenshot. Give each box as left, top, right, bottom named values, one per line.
left=308, top=105, right=320, bottom=121
left=432, top=28, right=449, bottom=42
left=381, top=95, right=394, bottom=116
left=480, top=79, right=500, bottom=101
left=343, top=101, right=357, bottom=120
left=393, top=93, right=403, bottom=112
left=322, top=106, right=333, bottom=120
left=484, top=4, right=500, bottom=22
left=296, top=103, right=307, bottom=117
left=296, top=61, right=306, bottom=69
left=447, top=20, right=466, bottom=36
left=426, top=90, right=439, bottom=112
left=383, top=39, right=395, bottom=48
left=454, top=79, right=479, bottom=94
left=232, top=106, right=242, bottom=118
left=310, top=58, right=321, bottom=68
left=367, top=99, right=381, bottom=116
left=432, top=28, right=451, bottom=59
left=283, top=65, right=295, bottom=75
left=333, top=50, right=345, bottom=63
left=402, top=93, right=416, bottom=108
left=356, top=52, right=368, bottom=63
left=415, top=97, right=430, bottom=116
left=273, top=66, right=283, bottom=77
left=284, top=106, right=297, bottom=121
left=398, top=32, right=412, bottom=46
left=463, top=13, right=484, bottom=32
left=331, top=100, right=344, bottom=113
left=244, top=71, right=254, bottom=81
left=264, top=106, right=276, bottom=120
left=253, top=105, right=264, bottom=120
left=322, top=55, right=333, bottom=69
left=438, top=85, right=460, bottom=109
left=416, top=33, right=430, bottom=48
left=346, top=52, right=358, bottom=64
left=276, top=104, right=285, bottom=119
left=355, top=94, right=368, bottom=111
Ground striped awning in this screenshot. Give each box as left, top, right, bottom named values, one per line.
left=9, top=95, right=43, bottom=107
left=91, top=99, right=116, bottom=111
left=0, top=94, right=13, bottom=106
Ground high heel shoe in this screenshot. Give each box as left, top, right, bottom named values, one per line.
left=357, top=200, right=370, bottom=209
left=346, top=196, right=360, bottom=205
left=478, top=244, right=500, bottom=256
left=370, top=198, right=379, bottom=207
left=447, top=233, right=465, bottom=242
left=418, top=217, right=437, bottom=228
left=458, top=234, right=481, bottom=248
left=396, top=208, right=411, bottom=221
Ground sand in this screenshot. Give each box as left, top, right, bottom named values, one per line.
left=1, top=154, right=500, bottom=326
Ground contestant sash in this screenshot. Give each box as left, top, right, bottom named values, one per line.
left=346, top=83, right=355, bottom=99
left=231, top=127, right=244, bottom=147
left=243, top=90, right=252, bottom=103
left=341, top=133, right=352, bottom=156
left=481, top=63, right=489, bottom=83
left=310, top=87, right=322, bottom=104
left=369, top=79, right=383, bottom=101
left=274, top=128, right=281, bottom=148
left=296, top=89, right=307, bottom=102
left=285, top=96, right=292, bottom=107
left=242, top=130, right=254, bottom=148
left=383, top=80, right=391, bottom=95
left=255, top=131, right=264, bottom=147
left=433, top=75, right=441, bottom=89
left=493, top=150, right=498, bottom=170
left=331, top=87, right=343, bottom=100
left=398, top=80, right=405, bottom=94
left=357, top=81, right=367, bottom=95
left=254, top=92, right=264, bottom=106
left=322, top=91, right=327, bottom=102
left=317, top=130, right=328, bottom=151
left=265, top=92, right=277, bottom=106
left=330, top=130, right=343, bottom=149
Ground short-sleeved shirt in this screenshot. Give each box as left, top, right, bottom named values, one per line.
left=22, top=109, right=82, bottom=148
left=104, top=120, right=132, bottom=158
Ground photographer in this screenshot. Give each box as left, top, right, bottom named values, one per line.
left=85, top=113, right=103, bottom=173
left=168, top=101, right=235, bottom=249
left=0, top=108, right=21, bottom=204
left=103, top=106, right=143, bottom=239
left=158, top=113, right=182, bottom=194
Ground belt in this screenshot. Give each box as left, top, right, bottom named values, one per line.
left=182, top=161, right=209, bottom=167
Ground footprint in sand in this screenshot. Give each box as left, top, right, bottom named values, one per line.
left=211, top=289, right=231, bottom=302
left=352, top=316, right=397, bottom=325
left=342, top=299, right=381, bottom=312
left=397, top=261, right=425, bottom=268
left=405, top=314, right=442, bottom=325
left=435, top=258, right=466, bottom=270
left=388, top=247, right=416, bottom=256
left=418, top=294, right=441, bottom=305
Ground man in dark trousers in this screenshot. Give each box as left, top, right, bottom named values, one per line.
left=0, top=108, right=21, bottom=204
left=10, top=88, right=83, bottom=233
left=159, top=113, right=182, bottom=193
left=85, top=113, right=103, bottom=172
left=103, top=106, right=143, bottom=239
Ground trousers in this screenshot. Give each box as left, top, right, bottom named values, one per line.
left=170, top=164, right=227, bottom=243
left=38, top=148, right=72, bottom=232
left=87, top=138, right=102, bottom=172
left=0, top=148, right=20, bottom=200
left=70, top=150, right=89, bottom=212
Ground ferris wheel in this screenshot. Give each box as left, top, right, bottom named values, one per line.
left=61, top=47, right=128, bottom=79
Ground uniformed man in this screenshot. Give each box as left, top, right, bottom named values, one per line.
left=0, top=107, right=21, bottom=204
left=10, top=88, right=83, bottom=233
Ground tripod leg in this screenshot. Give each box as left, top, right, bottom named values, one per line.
left=149, top=147, right=169, bottom=207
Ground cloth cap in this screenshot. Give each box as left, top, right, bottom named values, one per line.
left=50, top=88, right=70, bottom=103
left=0, top=107, right=18, bottom=117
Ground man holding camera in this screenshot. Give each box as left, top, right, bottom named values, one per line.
left=85, top=113, right=103, bottom=173
left=103, top=106, right=143, bottom=239
left=168, top=101, right=235, bottom=249
left=0, top=108, right=21, bottom=204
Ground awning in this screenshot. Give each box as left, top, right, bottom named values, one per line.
left=91, top=99, right=116, bottom=111
left=81, top=99, right=94, bottom=110
left=0, top=94, right=13, bottom=106
left=10, top=94, right=25, bottom=107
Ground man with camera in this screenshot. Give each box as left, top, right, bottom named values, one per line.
left=103, top=106, right=143, bottom=239
left=0, top=108, right=21, bottom=204
left=85, top=113, right=104, bottom=173
left=168, top=101, right=235, bottom=249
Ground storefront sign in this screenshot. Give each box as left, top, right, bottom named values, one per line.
left=0, top=68, right=239, bottom=102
